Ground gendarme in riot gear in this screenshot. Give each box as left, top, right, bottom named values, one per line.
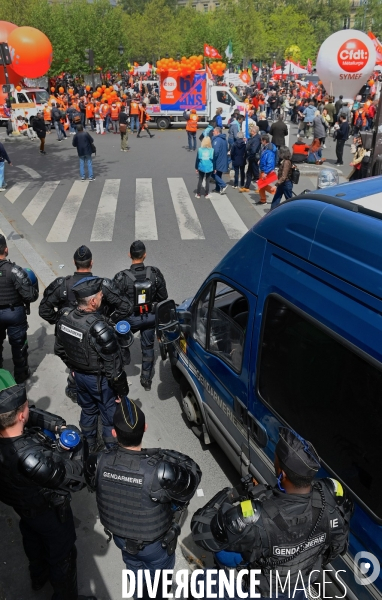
left=54, top=276, right=129, bottom=451
left=0, top=382, right=96, bottom=600
left=191, top=428, right=353, bottom=600
left=39, top=245, right=132, bottom=402
left=113, top=240, right=168, bottom=391
left=85, top=398, right=201, bottom=600
left=0, top=234, right=39, bottom=383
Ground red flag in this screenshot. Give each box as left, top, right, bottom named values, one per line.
left=307, top=59, right=312, bottom=73
left=204, top=44, right=222, bottom=59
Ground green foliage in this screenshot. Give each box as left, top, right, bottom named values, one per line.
left=0, top=0, right=355, bottom=74
left=354, top=0, right=382, bottom=38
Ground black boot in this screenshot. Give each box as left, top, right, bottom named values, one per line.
left=149, top=133, right=155, bottom=138
left=140, top=376, right=152, bottom=391
left=14, top=366, right=30, bottom=384
left=30, top=566, right=49, bottom=591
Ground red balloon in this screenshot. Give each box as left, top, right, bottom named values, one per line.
left=8, top=26, right=52, bottom=78
left=0, top=20, right=17, bottom=43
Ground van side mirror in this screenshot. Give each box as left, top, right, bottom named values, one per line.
left=155, top=299, right=181, bottom=345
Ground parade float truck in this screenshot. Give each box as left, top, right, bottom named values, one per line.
left=147, top=70, right=243, bottom=129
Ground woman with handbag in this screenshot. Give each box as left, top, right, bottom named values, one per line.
left=270, top=146, right=294, bottom=211
left=119, top=107, right=129, bottom=151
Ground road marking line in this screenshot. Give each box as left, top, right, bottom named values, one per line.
left=46, top=180, right=88, bottom=242
left=22, top=181, right=60, bottom=225
left=210, top=195, right=248, bottom=239
left=90, top=179, right=120, bottom=242
left=135, top=178, right=158, bottom=240
left=5, top=182, right=29, bottom=204
left=16, top=165, right=41, bottom=179
left=168, top=178, right=204, bottom=240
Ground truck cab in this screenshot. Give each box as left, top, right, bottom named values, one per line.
left=0, top=87, right=50, bottom=126
left=209, top=85, right=246, bottom=125
left=156, top=179, right=382, bottom=600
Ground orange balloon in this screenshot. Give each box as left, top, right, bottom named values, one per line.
left=68, top=88, right=74, bottom=95
left=8, top=26, right=52, bottom=78
left=50, top=86, right=55, bottom=92
left=108, top=86, right=113, bottom=91
left=58, top=86, right=64, bottom=93
left=16, top=84, right=21, bottom=91
left=102, top=84, right=106, bottom=89
left=0, top=20, right=17, bottom=44
left=86, top=85, right=91, bottom=91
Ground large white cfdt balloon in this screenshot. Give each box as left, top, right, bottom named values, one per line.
left=316, top=29, right=376, bottom=100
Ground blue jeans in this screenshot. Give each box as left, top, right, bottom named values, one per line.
left=114, top=536, right=175, bottom=600
left=59, top=122, right=67, bottom=138
left=187, top=131, right=196, bottom=150
left=73, top=372, right=117, bottom=446
left=53, top=120, right=62, bottom=140
left=270, top=179, right=293, bottom=211
left=0, top=161, right=5, bottom=188
left=212, top=170, right=226, bottom=191
left=79, top=155, right=93, bottom=179
left=0, top=305, right=29, bottom=381
left=130, top=115, right=139, bottom=133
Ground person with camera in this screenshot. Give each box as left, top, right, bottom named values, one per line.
left=0, top=383, right=96, bottom=600
left=54, top=276, right=130, bottom=452
left=85, top=397, right=201, bottom=600
left=191, top=428, right=353, bottom=600
left=113, top=240, right=168, bottom=391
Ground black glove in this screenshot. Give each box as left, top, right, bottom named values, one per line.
left=111, top=371, right=129, bottom=397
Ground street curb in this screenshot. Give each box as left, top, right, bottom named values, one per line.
left=298, top=165, right=344, bottom=177
left=0, top=209, right=56, bottom=287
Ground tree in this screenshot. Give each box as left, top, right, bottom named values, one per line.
left=285, top=44, right=301, bottom=62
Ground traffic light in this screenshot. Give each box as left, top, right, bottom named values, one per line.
left=85, top=48, right=94, bottom=67
left=281, top=59, right=286, bottom=72
left=0, top=43, right=12, bottom=66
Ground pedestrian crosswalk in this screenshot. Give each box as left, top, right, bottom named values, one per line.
left=3, top=177, right=255, bottom=243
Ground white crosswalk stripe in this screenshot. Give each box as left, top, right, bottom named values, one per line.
left=210, top=195, right=248, bottom=239
left=5, top=182, right=29, bottom=204
left=3, top=177, right=252, bottom=242
left=135, top=178, right=158, bottom=240
left=91, top=179, right=120, bottom=242
left=46, top=180, right=88, bottom=242
left=22, top=181, right=60, bottom=225
left=168, top=177, right=204, bottom=240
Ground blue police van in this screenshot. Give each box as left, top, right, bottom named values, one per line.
left=156, top=177, right=382, bottom=600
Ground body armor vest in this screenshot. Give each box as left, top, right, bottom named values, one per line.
left=0, top=260, right=24, bottom=306
left=0, top=433, right=59, bottom=516
left=96, top=447, right=173, bottom=542
left=246, top=484, right=333, bottom=595
left=121, top=266, right=157, bottom=314
left=56, top=308, right=101, bottom=373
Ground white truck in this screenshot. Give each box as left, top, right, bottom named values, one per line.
left=146, top=70, right=246, bottom=129
left=0, top=87, right=50, bottom=128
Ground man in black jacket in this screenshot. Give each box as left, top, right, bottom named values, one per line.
left=32, top=112, right=47, bottom=154
left=51, top=103, right=67, bottom=142
left=335, top=115, right=350, bottom=166
left=270, top=114, right=288, bottom=149
left=113, top=240, right=168, bottom=391
left=0, top=383, right=96, bottom=600
left=72, top=125, right=94, bottom=181
left=119, top=106, right=129, bottom=152
left=240, top=125, right=261, bottom=193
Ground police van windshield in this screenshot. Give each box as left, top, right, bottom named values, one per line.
left=258, top=295, right=382, bottom=521
left=26, top=90, right=50, bottom=104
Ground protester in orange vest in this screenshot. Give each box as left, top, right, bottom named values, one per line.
left=137, top=102, right=154, bottom=139
left=110, top=103, right=120, bottom=134
left=129, top=97, right=140, bottom=134
left=86, top=101, right=95, bottom=132
left=185, top=109, right=199, bottom=151
left=43, top=104, right=52, bottom=133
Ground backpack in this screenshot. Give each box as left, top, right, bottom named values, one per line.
left=291, top=164, right=300, bottom=185
left=356, top=115, right=363, bottom=129
left=124, top=267, right=153, bottom=312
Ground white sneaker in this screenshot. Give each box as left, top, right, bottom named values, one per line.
left=322, top=144, right=326, bottom=148
left=220, top=186, right=228, bottom=194
left=195, top=193, right=201, bottom=198
left=205, top=194, right=211, bottom=199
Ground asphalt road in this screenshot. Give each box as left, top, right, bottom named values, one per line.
left=0, top=122, right=351, bottom=600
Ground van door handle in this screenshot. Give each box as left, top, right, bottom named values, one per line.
left=248, top=414, right=268, bottom=448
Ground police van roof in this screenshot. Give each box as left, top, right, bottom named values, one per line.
left=215, top=177, right=382, bottom=301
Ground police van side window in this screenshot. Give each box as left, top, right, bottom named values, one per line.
left=194, top=285, right=211, bottom=348
left=258, top=294, right=382, bottom=521
left=208, top=282, right=248, bottom=372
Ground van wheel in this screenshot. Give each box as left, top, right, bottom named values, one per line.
left=182, top=390, right=203, bottom=427
left=157, top=117, right=170, bottom=130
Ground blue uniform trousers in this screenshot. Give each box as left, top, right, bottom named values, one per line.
left=127, top=312, right=155, bottom=381
left=73, top=372, right=117, bottom=447
left=0, top=305, right=29, bottom=382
